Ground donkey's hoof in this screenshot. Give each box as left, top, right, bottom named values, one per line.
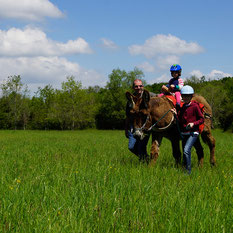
left=210, top=161, right=216, bottom=167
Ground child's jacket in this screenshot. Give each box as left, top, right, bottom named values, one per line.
left=178, top=102, right=204, bottom=133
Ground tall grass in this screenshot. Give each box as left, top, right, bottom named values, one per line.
left=0, top=130, right=232, bottom=232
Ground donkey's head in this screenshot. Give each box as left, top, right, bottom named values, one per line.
left=126, top=90, right=151, bottom=139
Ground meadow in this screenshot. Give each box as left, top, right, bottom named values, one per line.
left=0, top=129, right=232, bottom=232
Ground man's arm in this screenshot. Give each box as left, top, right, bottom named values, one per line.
left=149, top=91, right=158, bottom=97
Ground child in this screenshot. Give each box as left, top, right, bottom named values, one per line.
left=177, top=85, right=204, bottom=174
left=159, top=64, right=184, bottom=108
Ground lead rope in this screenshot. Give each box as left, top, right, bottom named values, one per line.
left=147, top=109, right=172, bottom=131
left=173, top=113, right=183, bottom=140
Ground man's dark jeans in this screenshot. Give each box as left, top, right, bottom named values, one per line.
left=128, top=131, right=149, bottom=159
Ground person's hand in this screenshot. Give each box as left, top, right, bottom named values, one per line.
left=186, top=123, right=194, bottom=129
left=171, top=108, right=177, bottom=115
left=168, top=85, right=175, bottom=92
left=161, top=85, right=169, bottom=93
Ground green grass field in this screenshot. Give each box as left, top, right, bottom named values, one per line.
left=0, top=130, right=232, bottom=232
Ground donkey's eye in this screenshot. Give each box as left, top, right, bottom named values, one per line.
left=139, top=110, right=147, bottom=116
left=130, top=109, right=136, bottom=115
left=128, top=102, right=134, bottom=109
left=139, top=112, right=147, bottom=119
left=140, top=102, right=148, bottom=110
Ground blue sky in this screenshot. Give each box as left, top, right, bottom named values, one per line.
left=0, top=0, right=232, bottom=93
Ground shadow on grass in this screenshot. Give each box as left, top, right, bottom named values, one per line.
left=113, top=155, right=149, bottom=168
left=113, top=153, right=182, bottom=170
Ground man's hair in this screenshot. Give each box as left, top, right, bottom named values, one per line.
left=132, top=79, right=143, bottom=88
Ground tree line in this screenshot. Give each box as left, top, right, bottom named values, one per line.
left=0, top=69, right=232, bottom=132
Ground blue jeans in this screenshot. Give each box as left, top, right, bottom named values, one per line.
left=182, top=133, right=199, bottom=174
left=128, top=131, right=149, bottom=159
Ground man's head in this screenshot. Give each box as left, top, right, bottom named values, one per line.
left=133, top=79, right=144, bottom=96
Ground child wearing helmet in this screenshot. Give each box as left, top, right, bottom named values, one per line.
left=177, top=85, right=204, bottom=174
left=159, top=64, right=184, bottom=108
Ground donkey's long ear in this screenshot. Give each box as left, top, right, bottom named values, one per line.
left=141, top=90, right=150, bottom=109
left=142, top=90, right=150, bottom=103
left=126, top=91, right=133, bottom=101
left=126, top=91, right=135, bottom=109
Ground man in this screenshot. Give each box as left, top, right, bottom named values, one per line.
left=125, top=79, right=155, bottom=160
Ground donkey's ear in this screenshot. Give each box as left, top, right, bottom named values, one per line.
left=126, top=91, right=133, bottom=100
left=126, top=91, right=135, bottom=109
left=141, top=90, right=150, bottom=109
left=142, top=90, right=150, bottom=103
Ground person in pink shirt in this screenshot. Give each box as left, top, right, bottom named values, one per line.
left=159, top=64, right=184, bottom=108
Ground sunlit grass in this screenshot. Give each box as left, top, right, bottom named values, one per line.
left=0, top=130, right=232, bottom=232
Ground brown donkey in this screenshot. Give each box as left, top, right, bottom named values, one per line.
left=126, top=90, right=216, bottom=167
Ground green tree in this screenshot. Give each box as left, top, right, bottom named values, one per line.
left=0, top=75, right=28, bottom=129
left=198, top=83, right=227, bottom=126
left=20, top=85, right=30, bottom=130
left=96, top=68, right=144, bottom=129
left=34, top=85, right=57, bottom=129
left=0, top=97, right=11, bottom=129
left=29, top=96, right=47, bottom=129
left=218, top=77, right=233, bottom=131
left=51, top=76, right=97, bottom=130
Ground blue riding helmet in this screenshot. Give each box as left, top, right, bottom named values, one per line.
left=180, top=85, right=194, bottom=95
left=170, top=64, right=182, bottom=72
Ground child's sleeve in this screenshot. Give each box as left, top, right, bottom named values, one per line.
left=175, top=78, right=184, bottom=91
left=193, top=104, right=204, bottom=126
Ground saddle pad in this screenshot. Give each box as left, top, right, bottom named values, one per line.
left=166, top=95, right=176, bottom=106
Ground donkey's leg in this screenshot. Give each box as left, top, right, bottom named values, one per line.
left=138, top=133, right=150, bottom=162
left=171, top=138, right=181, bottom=166
left=149, top=134, right=162, bottom=166
left=170, top=138, right=181, bottom=166
left=201, top=130, right=216, bottom=166
left=167, top=131, right=181, bottom=166
left=193, top=136, right=204, bottom=167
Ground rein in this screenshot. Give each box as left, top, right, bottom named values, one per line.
left=140, top=109, right=173, bottom=131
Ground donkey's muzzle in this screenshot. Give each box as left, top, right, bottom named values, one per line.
left=133, top=128, right=145, bottom=140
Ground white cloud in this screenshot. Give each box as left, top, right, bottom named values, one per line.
left=207, top=70, right=232, bottom=80
left=0, top=57, right=105, bottom=93
left=188, top=69, right=232, bottom=80
left=0, top=27, right=92, bottom=57
left=129, top=34, right=204, bottom=58
left=100, top=38, right=118, bottom=49
left=0, top=0, right=64, bottom=21
left=156, top=55, right=180, bottom=70
left=136, top=62, right=155, bottom=73
left=148, top=74, right=170, bottom=84
left=189, top=70, right=204, bottom=79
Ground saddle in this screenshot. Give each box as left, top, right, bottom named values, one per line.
left=165, top=95, right=177, bottom=107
